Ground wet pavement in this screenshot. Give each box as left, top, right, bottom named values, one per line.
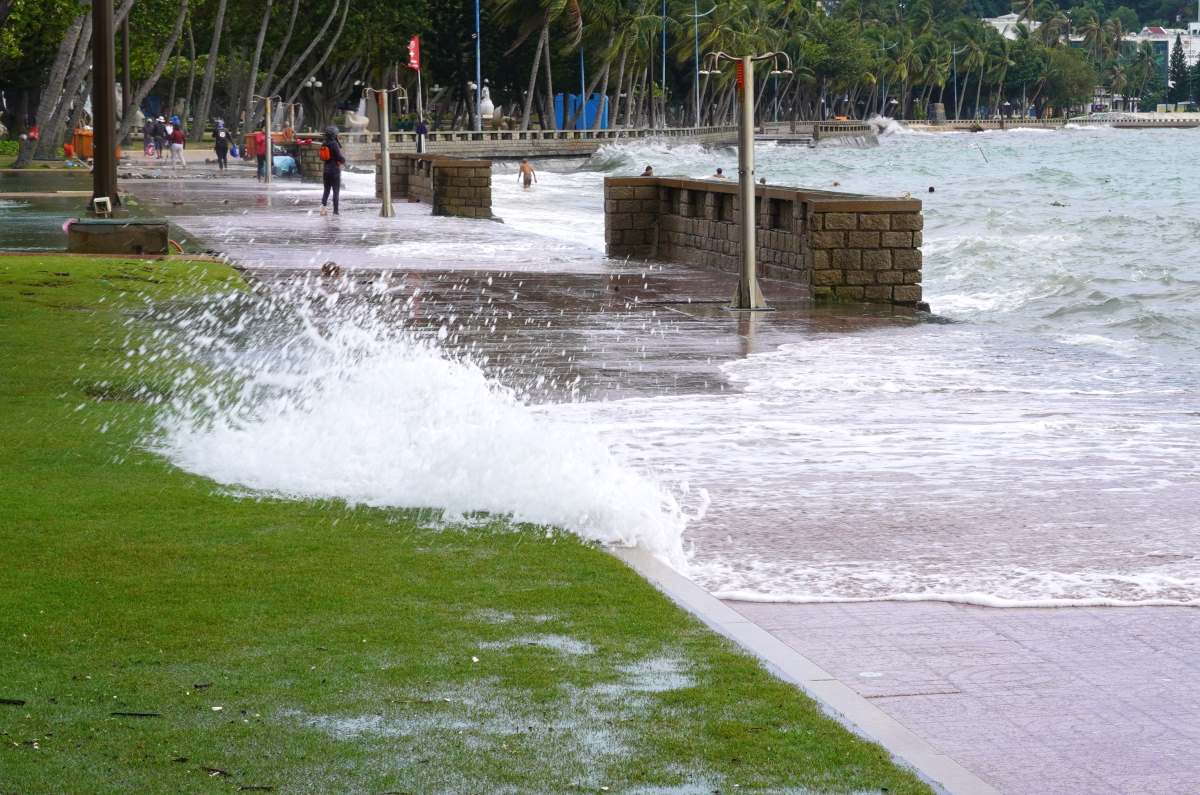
left=4, top=159, right=1198, bottom=795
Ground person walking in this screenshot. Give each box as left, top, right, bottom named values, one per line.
left=153, top=116, right=167, bottom=158
left=319, top=125, right=346, bottom=215
left=415, top=118, right=428, bottom=154
left=213, top=120, right=230, bottom=171
left=254, top=125, right=268, bottom=181
left=517, top=158, right=537, bottom=190
left=142, top=118, right=155, bottom=157
left=168, top=123, right=187, bottom=168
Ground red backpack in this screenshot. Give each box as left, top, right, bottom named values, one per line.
left=319, top=145, right=332, bottom=162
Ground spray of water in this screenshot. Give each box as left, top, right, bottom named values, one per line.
left=131, top=274, right=692, bottom=568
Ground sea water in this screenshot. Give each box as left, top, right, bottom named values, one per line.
left=152, top=125, right=1200, bottom=606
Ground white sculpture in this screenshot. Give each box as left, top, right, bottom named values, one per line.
left=344, top=95, right=370, bottom=133
left=480, top=85, right=495, bottom=119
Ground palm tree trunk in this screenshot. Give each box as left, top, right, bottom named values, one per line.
left=118, top=0, right=189, bottom=142
left=974, top=64, right=984, bottom=118
left=608, top=46, right=626, bottom=129
left=184, top=23, right=197, bottom=124
left=542, top=30, right=557, bottom=130
left=282, top=0, right=350, bottom=107
left=15, top=13, right=84, bottom=166
left=520, top=21, right=547, bottom=131
left=260, top=0, right=301, bottom=114
left=168, top=37, right=182, bottom=116
left=592, top=61, right=611, bottom=130
left=242, top=0, right=274, bottom=134
left=192, top=0, right=228, bottom=140
left=37, top=13, right=93, bottom=159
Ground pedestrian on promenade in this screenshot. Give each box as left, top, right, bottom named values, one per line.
left=254, top=126, right=268, bottom=181
left=518, top=159, right=537, bottom=190
left=415, top=119, right=428, bottom=154
left=142, top=118, right=155, bottom=157
left=641, top=164, right=654, bottom=176
left=319, top=125, right=346, bottom=215
left=168, top=123, right=187, bottom=168
left=213, top=121, right=230, bottom=170
left=153, top=117, right=167, bottom=158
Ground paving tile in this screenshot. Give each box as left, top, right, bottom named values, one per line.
left=726, top=600, right=1200, bottom=793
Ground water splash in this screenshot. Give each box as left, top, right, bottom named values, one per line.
left=136, top=275, right=692, bottom=568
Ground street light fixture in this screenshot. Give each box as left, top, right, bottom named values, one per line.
left=252, top=92, right=282, bottom=185
left=366, top=83, right=404, bottom=218
left=701, top=50, right=792, bottom=311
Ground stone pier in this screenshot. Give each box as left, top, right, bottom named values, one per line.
left=371, top=153, right=493, bottom=219
left=604, top=176, right=924, bottom=307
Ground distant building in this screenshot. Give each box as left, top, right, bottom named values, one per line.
left=983, top=13, right=1041, bottom=40
left=1126, top=23, right=1200, bottom=83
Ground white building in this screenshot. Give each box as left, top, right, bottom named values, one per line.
left=983, top=13, right=1041, bottom=40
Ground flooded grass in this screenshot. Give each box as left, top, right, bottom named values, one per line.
left=0, top=255, right=930, bottom=794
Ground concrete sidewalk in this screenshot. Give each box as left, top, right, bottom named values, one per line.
left=727, top=600, right=1200, bottom=795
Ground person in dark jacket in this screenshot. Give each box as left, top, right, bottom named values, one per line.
left=213, top=120, right=230, bottom=170
left=319, top=125, right=347, bottom=216
left=152, top=117, right=168, bottom=158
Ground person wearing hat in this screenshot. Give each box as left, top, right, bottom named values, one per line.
left=213, top=120, right=230, bottom=171
left=152, top=116, right=168, bottom=159
left=319, top=125, right=346, bottom=215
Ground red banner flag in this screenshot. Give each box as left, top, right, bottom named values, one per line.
left=407, top=36, right=421, bottom=71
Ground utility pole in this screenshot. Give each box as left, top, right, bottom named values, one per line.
left=92, top=0, right=120, bottom=212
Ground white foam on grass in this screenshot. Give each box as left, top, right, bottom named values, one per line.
left=146, top=279, right=690, bottom=568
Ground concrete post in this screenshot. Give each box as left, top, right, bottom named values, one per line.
left=264, top=96, right=273, bottom=185
left=378, top=90, right=394, bottom=217
left=731, top=55, right=767, bottom=310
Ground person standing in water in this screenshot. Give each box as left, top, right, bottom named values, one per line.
left=213, top=121, right=229, bottom=170
left=518, top=159, right=537, bottom=190
left=319, top=125, right=346, bottom=215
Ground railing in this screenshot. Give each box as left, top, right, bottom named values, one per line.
left=334, top=125, right=739, bottom=146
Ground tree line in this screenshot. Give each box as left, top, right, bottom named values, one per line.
left=1, top=0, right=1197, bottom=165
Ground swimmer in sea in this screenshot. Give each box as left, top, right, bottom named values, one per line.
left=518, top=159, right=537, bottom=189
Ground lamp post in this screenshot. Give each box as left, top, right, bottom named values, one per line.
left=367, top=84, right=402, bottom=218
left=473, top=0, right=482, bottom=132
left=700, top=50, right=793, bottom=310
left=255, top=91, right=284, bottom=185
left=689, top=2, right=718, bottom=128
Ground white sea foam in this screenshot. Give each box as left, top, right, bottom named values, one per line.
left=145, top=279, right=690, bottom=568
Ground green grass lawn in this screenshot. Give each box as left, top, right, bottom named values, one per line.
left=0, top=254, right=932, bottom=794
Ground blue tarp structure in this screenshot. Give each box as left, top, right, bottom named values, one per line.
left=553, top=94, right=609, bottom=130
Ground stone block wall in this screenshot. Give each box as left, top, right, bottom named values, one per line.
left=808, top=207, right=923, bottom=304
left=604, top=176, right=923, bottom=307
left=372, top=153, right=492, bottom=219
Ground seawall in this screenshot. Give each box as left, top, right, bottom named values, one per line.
left=604, top=176, right=924, bottom=307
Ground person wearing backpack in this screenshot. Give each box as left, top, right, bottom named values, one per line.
left=213, top=120, right=229, bottom=171
left=318, top=125, right=346, bottom=216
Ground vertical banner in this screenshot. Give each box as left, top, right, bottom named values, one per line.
left=407, top=36, right=421, bottom=71
left=736, top=61, right=745, bottom=92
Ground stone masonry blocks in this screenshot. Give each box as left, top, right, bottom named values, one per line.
left=602, top=176, right=923, bottom=307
